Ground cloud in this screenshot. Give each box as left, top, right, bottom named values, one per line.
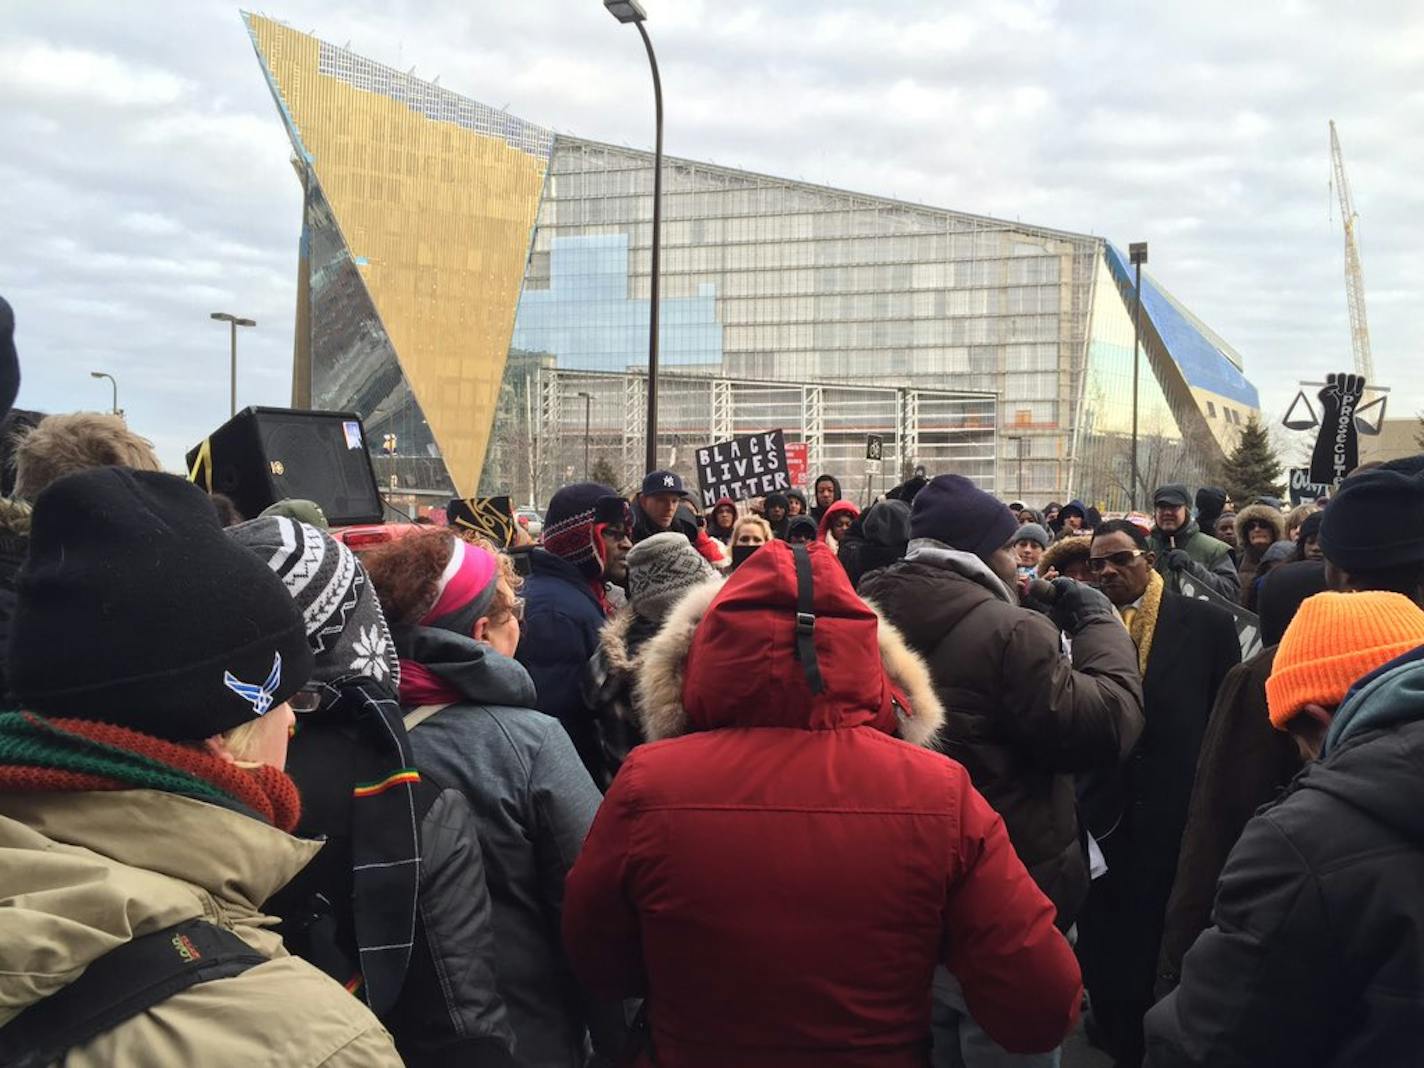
left=1, top=0, right=1421, bottom=477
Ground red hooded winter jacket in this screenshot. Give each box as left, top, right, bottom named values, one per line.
left=562, top=541, right=1081, bottom=1067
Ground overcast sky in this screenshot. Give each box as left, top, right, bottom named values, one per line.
left=2, top=0, right=1420, bottom=469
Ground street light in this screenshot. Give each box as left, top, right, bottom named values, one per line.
left=90, top=371, right=118, bottom=416
left=1128, top=242, right=1148, bottom=509
left=604, top=0, right=663, bottom=474
left=210, top=312, right=256, bottom=418
left=1007, top=435, right=1026, bottom=499
left=576, top=391, right=593, bottom=479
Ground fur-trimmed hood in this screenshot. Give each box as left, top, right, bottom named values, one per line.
left=1235, top=503, right=1286, bottom=550
left=634, top=541, right=945, bottom=748
left=1037, top=534, right=1092, bottom=577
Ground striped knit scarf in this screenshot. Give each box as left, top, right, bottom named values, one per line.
left=1128, top=568, right=1166, bottom=676
left=0, top=712, right=300, bottom=832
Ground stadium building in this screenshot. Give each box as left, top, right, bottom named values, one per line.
left=245, top=13, right=1261, bottom=509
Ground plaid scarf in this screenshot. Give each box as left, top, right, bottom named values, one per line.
left=0, top=711, right=300, bottom=831
left=281, top=677, right=423, bottom=1016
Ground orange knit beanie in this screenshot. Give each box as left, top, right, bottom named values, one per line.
left=1266, top=591, right=1424, bottom=729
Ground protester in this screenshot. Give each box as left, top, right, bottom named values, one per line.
left=1055, top=499, right=1087, bottom=537
left=230, top=517, right=515, bottom=1065
left=209, top=492, right=245, bottom=527
left=11, top=410, right=162, bottom=502
left=887, top=471, right=929, bottom=503
left=837, top=498, right=911, bottom=589
left=0, top=296, right=19, bottom=421
left=1043, top=501, right=1062, bottom=532
left=1211, top=511, right=1237, bottom=559
left=1244, top=539, right=1297, bottom=612
left=515, top=483, right=632, bottom=766
left=1036, top=533, right=1092, bottom=582
left=632, top=470, right=724, bottom=566
left=1232, top=503, right=1285, bottom=602
left=0, top=468, right=402, bottom=1066
left=1013, top=522, right=1050, bottom=573
left=361, top=528, right=615, bottom=1066
left=1147, top=483, right=1239, bottom=598
left=763, top=491, right=791, bottom=539
left=817, top=498, right=859, bottom=554
left=707, top=496, right=737, bottom=544
left=581, top=532, right=720, bottom=789
left=809, top=472, right=843, bottom=522
left=860, top=476, right=1142, bottom=1065
left=1145, top=592, right=1424, bottom=1066
left=1193, top=486, right=1228, bottom=532
left=1075, top=519, right=1240, bottom=1067
left=786, top=487, right=808, bottom=516
left=728, top=513, right=772, bottom=570
left=1019, top=505, right=1046, bottom=526
left=1295, top=508, right=1324, bottom=561
left=1320, top=466, right=1424, bottom=605
left=785, top=514, right=818, bottom=544
left=564, top=539, right=1084, bottom=1065
left=1282, top=502, right=1316, bottom=544
left=1154, top=559, right=1326, bottom=997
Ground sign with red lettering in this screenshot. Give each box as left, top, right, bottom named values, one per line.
left=786, top=442, right=808, bottom=488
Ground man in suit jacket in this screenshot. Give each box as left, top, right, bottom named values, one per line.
left=1074, top=519, right=1241, bottom=1068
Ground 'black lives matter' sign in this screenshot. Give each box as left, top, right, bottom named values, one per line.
left=696, top=430, right=789, bottom=507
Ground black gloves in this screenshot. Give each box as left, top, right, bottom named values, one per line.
left=1046, top=577, right=1118, bottom=634
left=1162, top=548, right=1193, bottom=573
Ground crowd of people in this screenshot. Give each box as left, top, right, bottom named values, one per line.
left=3, top=301, right=1424, bottom=1066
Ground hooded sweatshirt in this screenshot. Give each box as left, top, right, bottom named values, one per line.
left=809, top=474, right=843, bottom=523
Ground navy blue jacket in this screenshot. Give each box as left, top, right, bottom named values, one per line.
left=516, top=548, right=607, bottom=773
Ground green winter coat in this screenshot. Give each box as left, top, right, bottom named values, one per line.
left=1148, top=521, right=1240, bottom=600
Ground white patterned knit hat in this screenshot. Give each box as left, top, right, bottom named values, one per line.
left=627, top=532, right=719, bottom=621
left=227, top=516, right=401, bottom=688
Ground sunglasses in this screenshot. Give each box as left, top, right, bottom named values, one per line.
left=1087, top=549, right=1147, bottom=573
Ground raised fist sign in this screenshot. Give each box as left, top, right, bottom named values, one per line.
left=1307, top=372, right=1366, bottom=486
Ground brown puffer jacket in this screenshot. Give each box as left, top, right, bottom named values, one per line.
left=860, top=540, right=1144, bottom=928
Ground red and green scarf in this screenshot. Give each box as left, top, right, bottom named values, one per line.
left=0, top=711, right=300, bottom=832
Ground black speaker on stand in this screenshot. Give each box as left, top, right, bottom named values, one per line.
left=187, top=407, right=384, bottom=526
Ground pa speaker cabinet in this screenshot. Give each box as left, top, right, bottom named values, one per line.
left=187, top=407, right=383, bottom=526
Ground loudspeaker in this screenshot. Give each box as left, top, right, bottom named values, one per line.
left=187, top=407, right=383, bottom=526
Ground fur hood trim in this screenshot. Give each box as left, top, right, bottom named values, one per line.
left=634, top=581, right=946, bottom=748
left=597, top=605, right=638, bottom=674
left=1235, top=503, right=1286, bottom=545
left=1037, top=534, right=1091, bottom=577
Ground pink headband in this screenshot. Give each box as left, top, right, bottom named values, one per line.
left=420, top=537, right=500, bottom=626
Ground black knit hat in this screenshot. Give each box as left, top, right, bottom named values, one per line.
left=909, top=474, right=1019, bottom=560
left=9, top=469, right=313, bottom=740
left=1319, top=468, right=1424, bottom=571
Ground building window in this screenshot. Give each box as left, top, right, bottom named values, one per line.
left=1206, top=401, right=1217, bottom=419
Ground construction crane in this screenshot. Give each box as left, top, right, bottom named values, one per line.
left=1328, top=120, right=1374, bottom=382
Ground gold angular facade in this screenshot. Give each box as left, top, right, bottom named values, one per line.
left=245, top=14, right=551, bottom=495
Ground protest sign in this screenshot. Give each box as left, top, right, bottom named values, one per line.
left=1178, top=571, right=1263, bottom=661
left=695, top=430, right=790, bottom=507
left=1288, top=467, right=1332, bottom=506
left=1307, top=373, right=1366, bottom=486
left=786, top=442, right=808, bottom=487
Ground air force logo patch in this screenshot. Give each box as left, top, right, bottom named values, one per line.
left=224, top=652, right=283, bottom=717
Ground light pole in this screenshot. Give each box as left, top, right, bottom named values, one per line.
left=210, top=312, right=256, bottom=418
left=1128, top=242, right=1148, bottom=509
left=90, top=371, right=118, bottom=416
left=577, top=391, right=593, bottom=479
left=1007, top=435, right=1026, bottom=499
left=604, top=0, right=663, bottom=474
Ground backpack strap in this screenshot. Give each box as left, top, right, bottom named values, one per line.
left=0, top=918, right=267, bottom=1068
left=403, top=703, right=452, bottom=731
left=790, top=542, right=825, bottom=695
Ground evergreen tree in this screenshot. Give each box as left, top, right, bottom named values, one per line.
left=589, top=456, right=622, bottom=493
left=1415, top=410, right=1424, bottom=451
left=1219, top=415, right=1285, bottom=504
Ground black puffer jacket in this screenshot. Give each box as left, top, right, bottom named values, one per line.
left=1145, top=647, right=1424, bottom=1067
left=580, top=605, right=671, bottom=790
left=269, top=676, right=515, bottom=1067
left=860, top=539, right=1144, bottom=927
